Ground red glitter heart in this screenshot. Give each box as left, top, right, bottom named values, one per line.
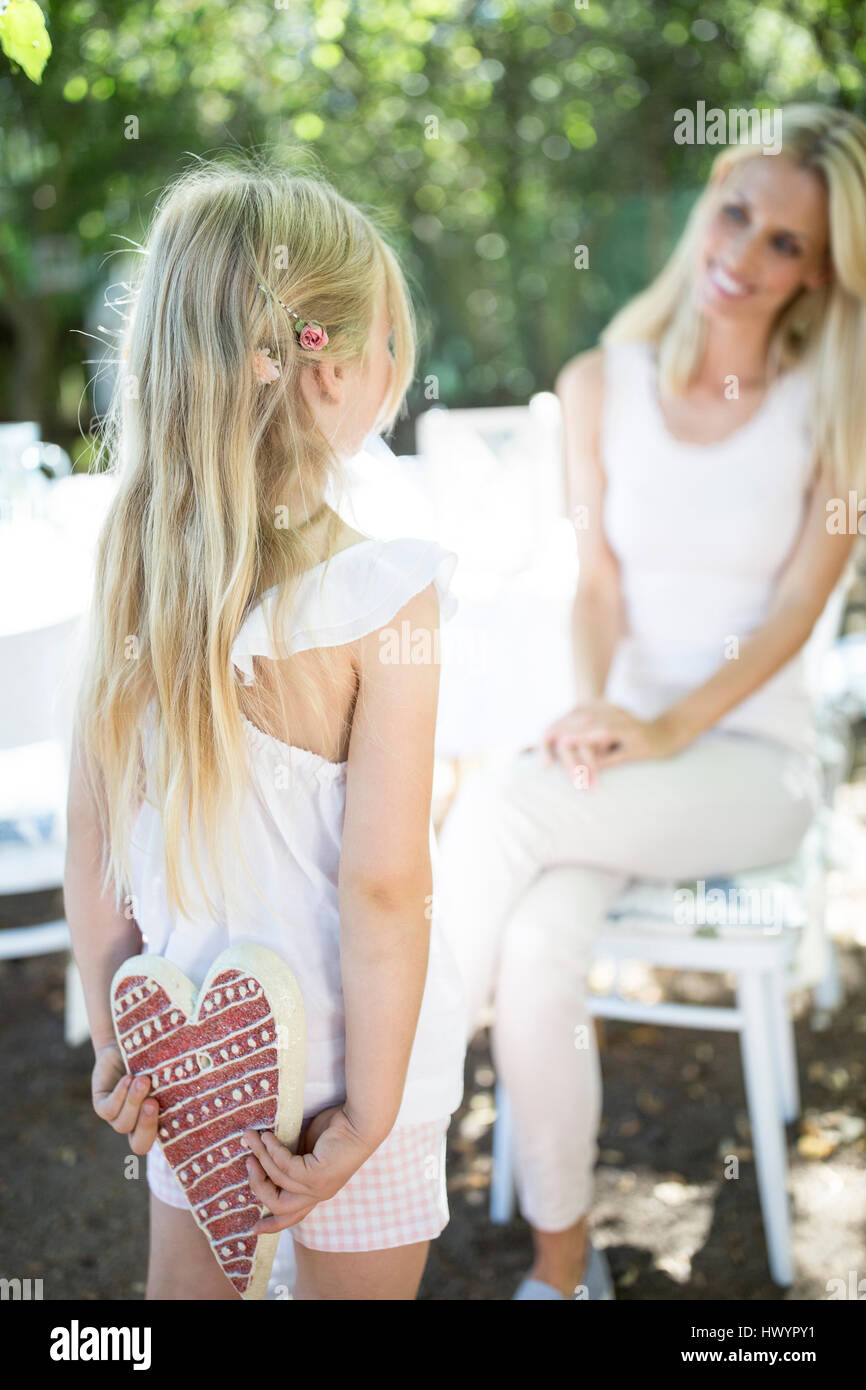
left=111, top=944, right=305, bottom=1299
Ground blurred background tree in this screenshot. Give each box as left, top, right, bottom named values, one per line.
left=0, top=0, right=864, bottom=459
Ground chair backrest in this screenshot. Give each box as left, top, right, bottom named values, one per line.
left=0, top=422, right=40, bottom=476
left=415, top=394, right=564, bottom=574
left=0, top=617, right=86, bottom=761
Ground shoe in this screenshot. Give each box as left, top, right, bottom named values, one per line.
left=581, top=1243, right=614, bottom=1300
left=512, top=1241, right=615, bottom=1301
left=513, top=1276, right=567, bottom=1300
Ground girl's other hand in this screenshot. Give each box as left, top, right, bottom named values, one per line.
left=91, top=1042, right=160, bottom=1155
left=242, top=1105, right=378, bottom=1234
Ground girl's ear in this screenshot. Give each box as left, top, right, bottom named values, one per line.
left=298, top=359, right=344, bottom=411
left=313, top=360, right=345, bottom=402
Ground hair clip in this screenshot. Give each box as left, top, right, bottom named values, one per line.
left=252, top=347, right=280, bottom=383
left=257, top=283, right=329, bottom=351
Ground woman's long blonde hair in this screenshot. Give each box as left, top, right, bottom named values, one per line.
left=74, top=151, right=417, bottom=925
left=602, top=103, right=866, bottom=494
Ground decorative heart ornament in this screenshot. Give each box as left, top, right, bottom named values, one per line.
left=111, top=943, right=306, bottom=1299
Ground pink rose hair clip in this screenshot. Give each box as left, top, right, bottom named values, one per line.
left=253, top=282, right=329, bottom=382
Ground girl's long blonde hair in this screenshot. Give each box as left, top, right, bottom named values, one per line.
left=75, top=151, right=417, bottom=925
left=602, top=103, right=866, bottom=494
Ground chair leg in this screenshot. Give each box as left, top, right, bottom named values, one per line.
left=737, top=969, right=794, bottom=1286
left=764, top=968, right=800, bottom=1123
left=811, top=936, right=842, bottom=1019
left=490, top=1081, right=517, bottom=1224
left=64, top=956, right=90, bottom=1047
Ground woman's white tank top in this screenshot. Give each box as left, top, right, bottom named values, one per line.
left=127, top=538, right=466, bottom=1126
left=600, top=339, right=819, bottom=755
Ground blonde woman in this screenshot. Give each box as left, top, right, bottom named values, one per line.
left=438, top=104, right=866, bottom=1300
left=64, top=158, right=466, bottom=1300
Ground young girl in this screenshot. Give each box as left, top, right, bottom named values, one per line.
left=63, top=156, right=466, bottom=1301
left=438, top=102, right=866, bottom=1298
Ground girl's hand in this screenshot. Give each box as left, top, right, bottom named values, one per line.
left=242, top=1105, right=379, bottom=1235
left=542, top=701, right=681, bottom=780
left=91, top=1042, right=160, bottom=1155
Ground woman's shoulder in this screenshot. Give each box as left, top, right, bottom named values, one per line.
left=557, top=339, right=652, bottom=403
left=555, top=345, right=604, bottom=400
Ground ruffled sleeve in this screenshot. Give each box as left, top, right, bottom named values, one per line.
left=231, top=537, right=459, bottom=685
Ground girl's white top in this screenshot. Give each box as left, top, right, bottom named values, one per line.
left=128, top=537, right=466, bottom=1126
left=600, top=340, right=819, bottom=756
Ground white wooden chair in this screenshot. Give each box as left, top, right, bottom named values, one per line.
left=489, top=579, right=854, bottom=1288
left=416, top=397, right=580, bottom=760
left=0, top=617, right=90, bottom=1044
left=414, top=396, right=564, bottom=576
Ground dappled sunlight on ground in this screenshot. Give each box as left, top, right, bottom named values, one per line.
left=0, top=768, right=863, bottom=1299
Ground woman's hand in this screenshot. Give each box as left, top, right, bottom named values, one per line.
left=242, top=1104, right=379, bottom=1234
left=542, top=701, right=683, bottom=782
left=91, top=1042, right=160, bottom=1155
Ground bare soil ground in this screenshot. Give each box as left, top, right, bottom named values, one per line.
left=1, top=881, right=863, bottom=1301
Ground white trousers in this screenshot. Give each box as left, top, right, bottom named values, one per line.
left=436, top=730, right=822, bottom=1231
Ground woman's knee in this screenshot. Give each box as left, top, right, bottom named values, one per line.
left=454, top=749, right=566, bottom=812
left=499, top=866, right=612, bottom=975
left=443, top=753, right=573, bottom=859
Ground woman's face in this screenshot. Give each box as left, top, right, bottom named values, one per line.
left=695, top=154, right=830, bottom=326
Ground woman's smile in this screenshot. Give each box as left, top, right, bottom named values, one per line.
left=705, top=260, right=752, bottom=300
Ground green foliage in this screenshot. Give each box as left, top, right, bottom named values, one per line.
left=0, top=0, right=51, bottom=83
left=0, top=0, right=864, bottom=447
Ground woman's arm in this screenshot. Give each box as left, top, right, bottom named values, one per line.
left=63, top=721, right=144, bottom=1052
left=556, top=348, right=625, bottom=701
left=654, top=464, right=859, bottom=754
left=565, top=463, right=860, bottom=770
left=541, top=349, right=625, bottom=782
left=337, top=580, right=442, bottom=1149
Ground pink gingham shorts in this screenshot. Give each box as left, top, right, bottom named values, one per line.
left=146, top=1117, right=450, bottom=1252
